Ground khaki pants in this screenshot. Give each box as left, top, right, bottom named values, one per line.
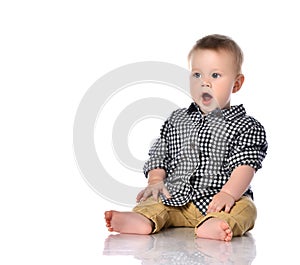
left=133, top=196, right=256, bottom=236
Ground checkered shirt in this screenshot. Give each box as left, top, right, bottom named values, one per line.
left=143, top=103, right=268, bottom=215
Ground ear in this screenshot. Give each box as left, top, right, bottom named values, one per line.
left=232, top=74, right=244, bottom=93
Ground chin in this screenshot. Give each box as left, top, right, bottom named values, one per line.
left=197, top=101, right=219, bottom=114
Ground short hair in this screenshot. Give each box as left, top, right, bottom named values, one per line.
left=188, top=34, right=244, bottom=74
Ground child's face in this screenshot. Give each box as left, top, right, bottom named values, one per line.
left=189, top=48, right=244, bottom=114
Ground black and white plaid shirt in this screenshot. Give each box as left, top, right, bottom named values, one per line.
left=143, top=102, right=268, bottom=215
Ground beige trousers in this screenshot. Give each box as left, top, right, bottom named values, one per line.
left=133, top=196, right=257, bottom=236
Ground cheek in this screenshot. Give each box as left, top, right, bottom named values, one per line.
left=216, top=90, right=232, bottom=104
left=189, top=85, right=196, bottom=96
left=189, top=79, right=201, bottom=98
left=190, top=86, right=201, bottom=101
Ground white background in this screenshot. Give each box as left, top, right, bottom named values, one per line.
left=1, top=1, right=299, bottom=264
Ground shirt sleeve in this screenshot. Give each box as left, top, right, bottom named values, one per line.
left=228, top=122, right=268, bottom=172
left=143, top=119, right=171, bottom=177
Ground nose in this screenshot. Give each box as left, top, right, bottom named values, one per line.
left=201, top=78, right=211, bottom=87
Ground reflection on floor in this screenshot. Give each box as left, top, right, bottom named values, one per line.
left=103, top=227, right=256, bottom=265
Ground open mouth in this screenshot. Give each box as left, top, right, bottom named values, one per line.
left=202, top=92, right=213, bottom=103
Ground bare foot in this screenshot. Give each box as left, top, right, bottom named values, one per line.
left=196, top=218, right=233, bottom=242
left=104, top=210, right=153, bottom=234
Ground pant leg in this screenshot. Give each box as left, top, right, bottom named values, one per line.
left=165, top=201, right=204, bottom=228
left=133, top=198, right=205, bottom=233
left=196, top=196, right=257, bottom=236
left=132, top=198, right=167, bottom=233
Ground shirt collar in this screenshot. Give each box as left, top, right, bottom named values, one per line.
left=187, top=102, right=246, bottom=121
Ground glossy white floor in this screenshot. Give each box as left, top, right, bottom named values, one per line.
left=102, top=227, right=256, bottom=265
left=99, top=210, right=298, bottom=265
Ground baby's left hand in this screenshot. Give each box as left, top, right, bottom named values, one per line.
left=206, top=191, right=235, bottom=214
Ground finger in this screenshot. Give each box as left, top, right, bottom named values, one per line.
left=152, top=189, right=159, bottom=201
left=136, top=189, right=145, bottom=202
left=142, top=189, right=153, bottom=201
left=224, top=204, right=231, bottom=213
left=162, top=187, right=171, bottom=199
left=207, top=204, right=214, bottom=213
left=209, top=202, right=222, bottom=213
left=207, top=206, right=214, bottom=214
left=215, top=205, right=224, bottom=212
left=225, top=201, right=234, bottom=213
left=206, top=202, right=213, bottom=213
left=138, top=189, right=151, bottom=202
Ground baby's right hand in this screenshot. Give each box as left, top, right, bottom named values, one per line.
left=136, top=181, right=171, bottom=202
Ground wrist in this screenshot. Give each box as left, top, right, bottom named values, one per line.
left=220, top=190, right=237, bottom=201
left=148, top=176, right=164, bottom=185
left=148, top=168, right=166, bottom=184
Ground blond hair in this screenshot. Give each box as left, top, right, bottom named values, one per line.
left=188, top=34, right=244, bottom=74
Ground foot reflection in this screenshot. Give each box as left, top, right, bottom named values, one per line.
left=103, top=228, right=256, bottom=265
left=195, top=234, right=256, bottom=264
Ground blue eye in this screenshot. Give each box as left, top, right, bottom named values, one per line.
left=193, top=72, right=201, bottom=79
left=212, top=73, right=221, bottom=78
